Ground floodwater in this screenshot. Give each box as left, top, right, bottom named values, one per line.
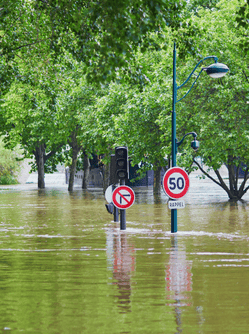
left=0, top=177, right=249, bottom=333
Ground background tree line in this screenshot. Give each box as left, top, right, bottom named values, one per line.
left=0, top=0, right=248, bottom=200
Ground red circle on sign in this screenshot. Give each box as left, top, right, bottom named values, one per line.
left=163, top=167, right=189, bottom=199
left=112, top=186, right=135, bottom=209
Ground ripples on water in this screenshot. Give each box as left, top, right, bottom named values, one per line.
left=0, top=182, right=249, bottom=333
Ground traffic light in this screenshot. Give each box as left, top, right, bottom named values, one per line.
left=115, top=146, right=129, bottom=180
left=105, top=203, right=114, bottom=214
left=110, top=154, right=119, bottom=184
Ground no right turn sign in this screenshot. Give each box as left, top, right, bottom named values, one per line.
left=112, top=186, right=135, bottom=209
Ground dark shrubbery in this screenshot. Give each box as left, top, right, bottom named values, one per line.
left=0, top=138, right=21, bottom=185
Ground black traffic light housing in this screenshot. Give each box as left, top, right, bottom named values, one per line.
left=115, top=146, right=129, bottom=180
left=110, top=154, right=119, bottom=184
left=105, top=203, right=114, bottom=214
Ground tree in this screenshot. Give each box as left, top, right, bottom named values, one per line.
left=94, top=38, right=173, bottom=194
left=0, top=58, right=67, bottom=188
left=1, top=0, right=187, bottom=84
left=113, top=80, right=171, bottom=194
left=55, top=61, right=100, bottom=191
left=0, top=0, right=191, bottom=191
left=170, top=0, right=249, bottom=200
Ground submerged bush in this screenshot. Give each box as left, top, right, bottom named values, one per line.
left=0, top=138, right=21, bottom=185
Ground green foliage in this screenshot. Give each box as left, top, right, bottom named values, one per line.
left=0, top=0, right=187, bottom=84
left=55, top=58, right=102, bottom=171
left=0, top=138, right=21, bottom=184
left=171, top=0, right=249, bottom=198
left=176, top=0, right=248, bottom=164
left=94, top=39, right=173, bottom=171
left=187, top=0, right=220, bottom=12
left=235, top=0, right=249, bottom=54
left=0, top=0, right=248, bottom=198
left=0, top=51, right=76, bottom=171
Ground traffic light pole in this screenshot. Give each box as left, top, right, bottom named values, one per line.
left=112, top=184, right=119, bottom=222
left=110, top=156, right=119, bottom=222
left=114, top=204, right=119, bottom=223
left=120, top=179, right=126, bottom=230
left=114, top=146, right=128, bottom=230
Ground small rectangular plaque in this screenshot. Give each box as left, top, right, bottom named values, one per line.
left=168, top=200, right=185, bottom=209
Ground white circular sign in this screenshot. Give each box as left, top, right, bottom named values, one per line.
left=105, top=185, right=114, bottom=203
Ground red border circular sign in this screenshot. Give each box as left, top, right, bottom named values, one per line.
left=112, top=186, right=135, bottom=209
left=163, top=167, right=189, bottom=199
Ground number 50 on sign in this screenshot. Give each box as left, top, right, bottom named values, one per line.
left=163, top=167, right=190, bottom=199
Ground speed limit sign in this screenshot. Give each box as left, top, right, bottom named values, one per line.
left=163, top=167, right=189, bottom=199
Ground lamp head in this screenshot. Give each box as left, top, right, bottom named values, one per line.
left=191, top=139, right=199, bottom=151
left=204, top=62, right=229, bottom=78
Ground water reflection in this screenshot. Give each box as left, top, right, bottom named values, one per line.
left=166, top=236, right=192, bottom=306
left=106, top=227, right=135, bottom=314
left=1, top=186, right=249, bottom=333
left=165, top=236, right=193, bottom=332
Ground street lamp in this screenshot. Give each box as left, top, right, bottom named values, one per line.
left=171, top=43, right=229, bottom=233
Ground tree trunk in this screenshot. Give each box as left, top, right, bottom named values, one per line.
left=34, top=144, right=45, bottom=189
left=68, top=148, right=78, bottom=191
left=194, top=157, right=249, bottom=201
left=225, top=156, right=247, bottom=200
left=33, top=143, right=62, bottom=189
left=103, top=160, right=110, bottom=194
left=82, top=152, right=90, bottom=189
left=153, top=164, right=161, bottom=196
left=68, top=130, right=82, bottom=192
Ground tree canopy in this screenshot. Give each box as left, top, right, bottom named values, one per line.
left=1, top=0, right=249, bottom=200
left=0, top=0, right=187, bottom=84
left=172, top=0, right=249, bottom=199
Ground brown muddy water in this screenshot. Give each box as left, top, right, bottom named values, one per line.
left=0, top=177, right=249, bottom=333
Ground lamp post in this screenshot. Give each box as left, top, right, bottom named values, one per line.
left=171, top=43, right=229, bottom=233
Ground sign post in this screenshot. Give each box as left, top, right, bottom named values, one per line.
left=120, top=180, right=126, bottom=230
left=163, top=167, right=190, bottom=233
left=112, top=185, right=135, bottom=230
left=105, top=184, right=119, bottom=222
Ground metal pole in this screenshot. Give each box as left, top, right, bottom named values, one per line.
left=112, top=185, right=119, bottom=222
left=120, top=179, right=126, bottom=230
left=114, top=205, right=119, bottom=222
left=171, top=42, right=177, bottom=233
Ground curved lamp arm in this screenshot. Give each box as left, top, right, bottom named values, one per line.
left=176, top=56, right=218, bottom=104
left=177, top=132, right=197, bottom=148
